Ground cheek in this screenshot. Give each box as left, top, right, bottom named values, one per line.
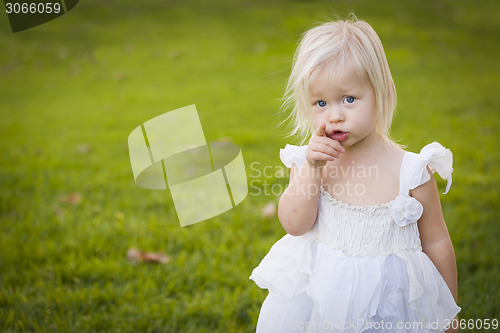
left=310, top=120, right=321, bottom=131
left=361, top=100, right=377, bottom=120
left=367, top=109, right=378, bottom=131
left=310, top=111, right=324, bottom=127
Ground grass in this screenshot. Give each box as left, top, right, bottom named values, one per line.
left=1, top=0, right=499, bottom=331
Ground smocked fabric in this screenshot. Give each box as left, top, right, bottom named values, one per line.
left=315, top=188, right=421, bottom=257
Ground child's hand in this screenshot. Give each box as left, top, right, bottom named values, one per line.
left=306, top=123, right=344, bottom=168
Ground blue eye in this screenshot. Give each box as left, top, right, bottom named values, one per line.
left=344, top=96, right=355, bottom=104
left=317, top=100, right=327, bottom=107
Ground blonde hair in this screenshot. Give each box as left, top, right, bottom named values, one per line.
left=281, top=17, right=397, bottom=145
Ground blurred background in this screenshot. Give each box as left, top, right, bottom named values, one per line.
left=0, top=0, right=499, bottom=331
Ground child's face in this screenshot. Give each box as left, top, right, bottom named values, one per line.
left=308, top=67, right=377, bottom=149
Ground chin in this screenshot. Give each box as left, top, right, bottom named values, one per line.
left=340, top=139, right=350, bottom=146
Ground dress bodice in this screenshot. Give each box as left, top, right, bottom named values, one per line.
left=279, top=142, right=454, bottom=257
left=314, top=187, right=421, bottom=257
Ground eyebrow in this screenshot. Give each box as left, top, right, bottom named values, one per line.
left=309, top=86, right=354, bottom=98
left=309, top=91, right=322, bottom=98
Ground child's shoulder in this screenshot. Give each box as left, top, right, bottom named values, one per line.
left=379, top=143, right=406, bottom=163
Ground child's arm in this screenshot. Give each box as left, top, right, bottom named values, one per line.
left=278, top=161, right=322, bottom=236
left=278, top=123, right=343, bottom=236
left=412, top=168, right=458, bottom=301
left=412, top=167, right=459, bottom=332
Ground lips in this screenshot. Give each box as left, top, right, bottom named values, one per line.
left=328, top=130, right=348, bottom=142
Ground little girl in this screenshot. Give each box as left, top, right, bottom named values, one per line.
left=250, top=18, right=460, bottom=332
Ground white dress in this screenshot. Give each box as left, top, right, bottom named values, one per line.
left=250, top=142, right=460, bottom=333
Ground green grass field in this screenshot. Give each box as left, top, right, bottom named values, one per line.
left=1, top=0, right=499, bottom=331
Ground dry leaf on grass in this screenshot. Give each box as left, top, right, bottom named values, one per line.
left=261, top=201, right=276, bottom=219
left=76, top=144, right=93, bottom=154
left=115, top=211, right=125, bottom=220
left=53, top=207, right=64, bottom=218
left=127, top=248, right=170, bottom=264
left=60, top=193, right=81, bottom=205
left=168, top=50, right=182, bottom=59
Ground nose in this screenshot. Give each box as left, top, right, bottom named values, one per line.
left=328, top=106, right=344, bottom=123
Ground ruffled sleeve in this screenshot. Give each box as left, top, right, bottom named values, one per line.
left=407, top=142, right=453, bottom=194
left=279, top=144, right=308, bottom=169
left=249, top=232, right=316, bottom=298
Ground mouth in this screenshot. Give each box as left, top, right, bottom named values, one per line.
left=328, top=130, right=349, bottom=142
